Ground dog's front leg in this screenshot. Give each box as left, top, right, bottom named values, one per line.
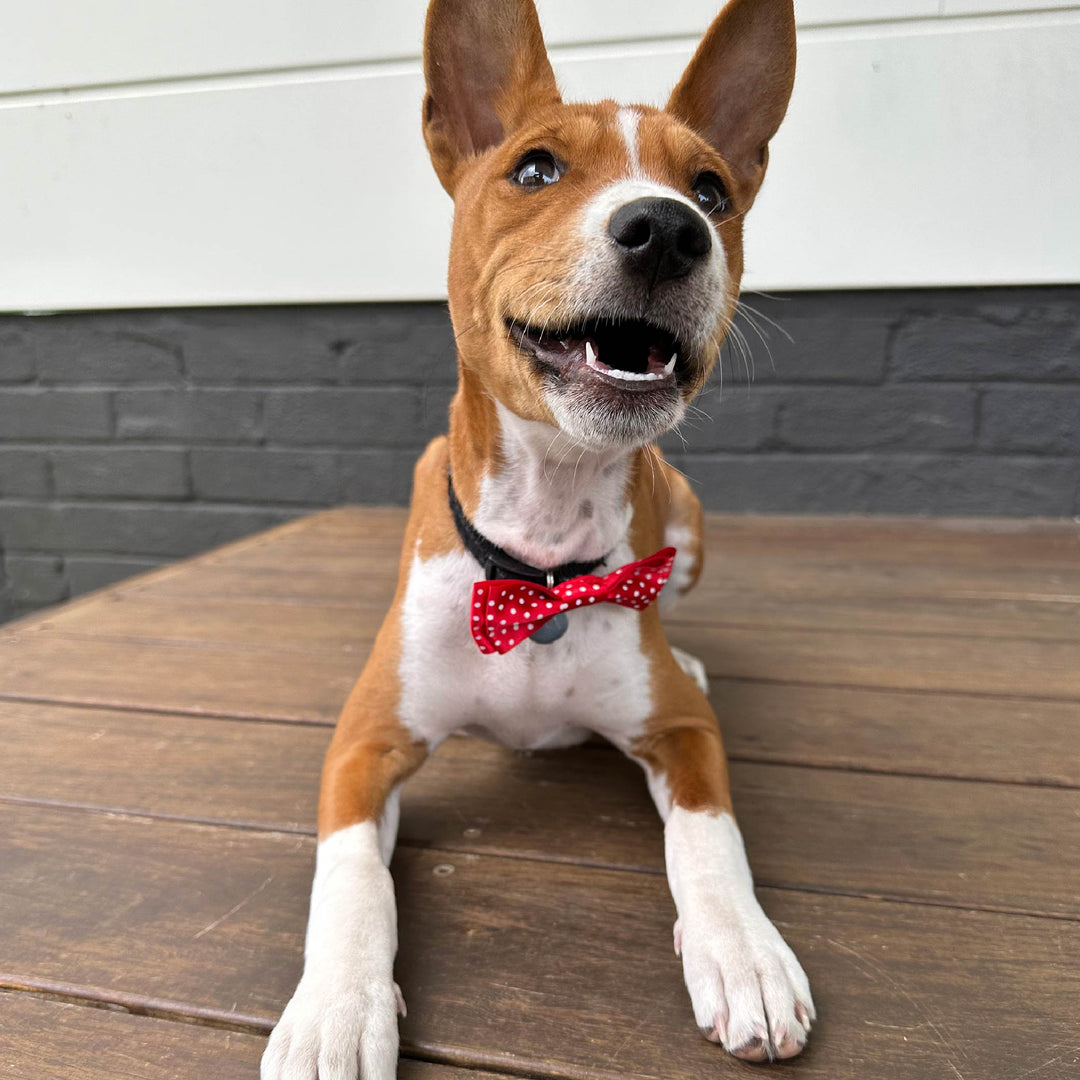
left=631, top=717, right=815, bottom=1062
left=262, top=666, right=428, bottom=1080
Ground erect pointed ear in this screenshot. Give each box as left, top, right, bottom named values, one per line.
left=666, top=0, right=796, bottom=203
left=422, top=0, right=561, bottom=195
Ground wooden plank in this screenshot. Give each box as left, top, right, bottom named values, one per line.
left=0, top=990, right=268, bottom=1080
left=2, top=629, right=1078, bottom=783
left=125, top=561, right=396, bottom=607
left=31, top=592, right=383, bottom=654
left=96, top=566, right=1080, bottom=642
left=0, top=990, right=491, bottom=1080
left=0, top=803, right=1077, bottom=1080
left=672, top=585, right=1080, bottom=640
left=106, top=512, right=1080, bottom=642
left=176, top=511, right=1079, bottom=572
left=675, top=625, right=1080, bottom=699
left=700, top=515, right=1080, bottom=569
left=711, top=679, right=1080, bottom=786
left=0, top=630, right=355, bottom=721
left=2, top=702, right=1078, bottom=918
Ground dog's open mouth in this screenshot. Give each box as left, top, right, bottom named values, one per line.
left=506, top=317, right=688, bottom=390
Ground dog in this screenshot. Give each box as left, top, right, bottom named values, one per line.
left=262, top=0, right=811, bottom=1075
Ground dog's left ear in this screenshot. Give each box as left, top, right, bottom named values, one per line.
left=666, top=0, right=796, bottom=204
left=422, top=0, right=562, bottom=195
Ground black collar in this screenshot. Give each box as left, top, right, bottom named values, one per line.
left=448, top=474, right=609, bottom=585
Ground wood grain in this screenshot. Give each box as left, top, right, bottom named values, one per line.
left=39, top=579, right=1080, bottom=652
left=2, top=633, right=1078, bottom=784
left=0, top=990, right=268, bottom=1080
left=0, top=991, right=496, bottom=1080
left=0, top=803, right=1077, bottom=1080
left=11, top=612, right=1075, bottom=711
left=675, top=624, right=1080, bottom=698
left=0, top=629, right=355, bottom=721
left=1, top=705, right=1078, bottom=918
left=710, top=679, right=1080, bottom=785
left=3, top=509, right=1078, bottom=1079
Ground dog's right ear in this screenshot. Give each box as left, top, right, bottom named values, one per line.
left=422, top=0, right=561, bottom=195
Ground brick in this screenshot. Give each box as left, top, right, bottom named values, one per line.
left=65, top=554, right=165, bottom=596
left=0, top=389, right=111, bottom=440
left=891, top=308, right=1080, bottom=381
left=52, top=448, right=189, bottom=499
left=338, top=304, right=458, bottom=385
left=27, top=312, right=184, bottom=384
left=0, top=503, right=63, bottom=552
left=725, top=292, right=892, bottom=383
left=4, top=553, right=68, bottom=607
left=672, top=454, right=1078, bottom=516
left=419, top=385, right=455, bottom=442
left=181, top=308, right=350, bottom=383
left=263, top=388, right=419, bottom=447
left=660, top=387, right=778, bottom=453
left=777, top=387, right=975, bottom=451
left=0, top=326, right=36, bottom=382
left=0, top=501, right=294, bottom=557
left=114, top=389, right=262, bottom=442
left=980, top=388, right=1080, bottom=455
left=0, top=450, right=50, bottom=497
left=191, top=449, right=338, bottom=505
left=338, top=450, right=421, bottom=505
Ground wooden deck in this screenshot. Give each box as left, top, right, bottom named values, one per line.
left=1, top=507, right=1078, bottom=1080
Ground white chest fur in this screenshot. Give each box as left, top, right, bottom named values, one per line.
left=398, top=406, right=654, bottom=750
left=398, top=544, right=654, bottom=749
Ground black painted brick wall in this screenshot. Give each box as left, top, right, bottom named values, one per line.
left=1, top=286, right=1078, bottom=619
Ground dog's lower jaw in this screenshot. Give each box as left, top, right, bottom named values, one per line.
left=665, top=808, right=816, bottom=1061
left=261, top=823, right=401, bottom=1080
left=542, top=379, right=688, bottom=451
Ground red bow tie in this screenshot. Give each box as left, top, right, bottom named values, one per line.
left=469, top=547, right=676, bottom=655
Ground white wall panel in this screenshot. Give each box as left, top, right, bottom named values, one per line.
left=4, top=0, right=1078, bottom=95
left=1, top=13, right=1078, bottom=310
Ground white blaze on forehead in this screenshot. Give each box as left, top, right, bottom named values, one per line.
left=616, top=106, right=642, bottom=176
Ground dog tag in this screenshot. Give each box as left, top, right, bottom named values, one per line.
left=530, top=611, right=568, bottom=644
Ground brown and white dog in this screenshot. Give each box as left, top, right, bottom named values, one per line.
left=262, top=0, right=811, bottom=1075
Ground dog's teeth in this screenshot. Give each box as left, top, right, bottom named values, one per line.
left=665, top=353, right=677, bottom=375
left=585, top=341, right=598, bottom=369
left=606, top=368, right=662, bottom=382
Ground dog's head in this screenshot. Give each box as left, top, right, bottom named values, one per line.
left=423, top=0, right=795, bottom=449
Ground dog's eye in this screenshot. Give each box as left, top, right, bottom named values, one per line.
left=511, top=151, right=563, bottom=188
left=691, top=172, right=730, bottom=216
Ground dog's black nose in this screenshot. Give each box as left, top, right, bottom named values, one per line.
left=608, top=197, right=712, bottom=287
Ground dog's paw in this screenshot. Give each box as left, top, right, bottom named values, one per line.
left=670, top=645, right=709, bottom=695
left=260, top=977, right=401, bottom=1080
left=677, top=909, right=815, bottom=1061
